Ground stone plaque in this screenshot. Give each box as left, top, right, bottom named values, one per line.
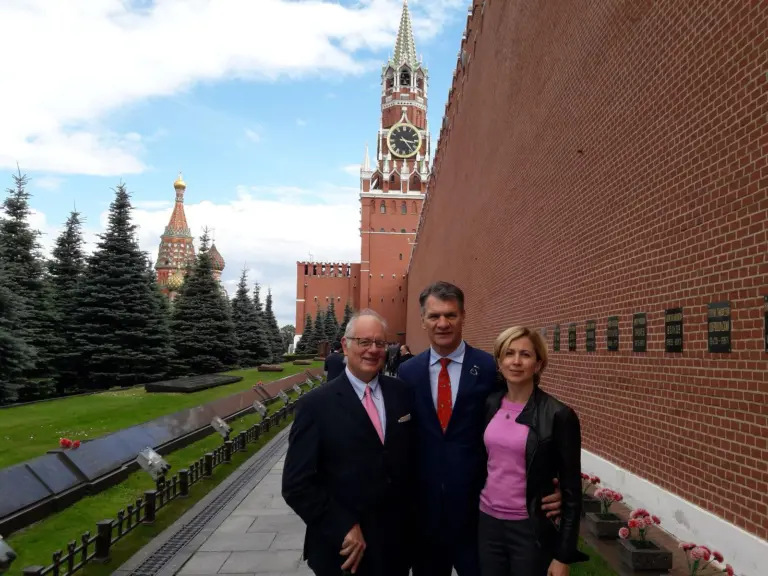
left=606, top=316, right=619, bottom=351
left=632, top=313, right=647, bottom=352
left=707, top=301, right=731, bottom=353
left=553, top=325, right=560, bottom=352
left=664, top=308, right=683, bottom=353
left=0, top=463, right=53, bottom=518
left=568, top=323, right=576, bottom=351
left=764, top=296, right=768, bottom=352
left=585, top=320, right=596, bottom=352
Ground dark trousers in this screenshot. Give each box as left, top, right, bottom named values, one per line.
left=477, top=511, right=551, bottom=576
left=413, top=535, right=480, bottom=576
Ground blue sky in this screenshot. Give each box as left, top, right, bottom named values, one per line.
left=0, top=0, right=467, bottom=326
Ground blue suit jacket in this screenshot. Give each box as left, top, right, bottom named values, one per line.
left=397, top=343, right=500, bottom=542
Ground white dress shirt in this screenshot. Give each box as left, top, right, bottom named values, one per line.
left=428, top=339, right=466, bottom=408
left=345, top=367, right=387, bottom=439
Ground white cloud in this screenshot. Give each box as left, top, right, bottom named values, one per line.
left=0, top=0, right=464, bottom=176
left=244, top=128, right=262, bottom=143
left=342, top=164, right=361, bottom=176
left=296, top=118, right=307, bottom=127
left=31, top=176, right=64, bottom=191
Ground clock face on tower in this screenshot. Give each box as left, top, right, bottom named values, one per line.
left=387, top=122, right=422, bottom=158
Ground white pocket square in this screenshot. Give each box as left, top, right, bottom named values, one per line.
left=398, top=414, right=411, bottom=423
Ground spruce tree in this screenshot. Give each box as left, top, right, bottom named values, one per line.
left=143, top=259, right=173, bottom=382
left=311, top=306, right=325, bottom=353
left=231, top=269, right=271, bottom=366
left=48, top=210, right=86, bottom=393
left=71, top=183, right=172, bottom=389
left=337, top=300, right=354, bottom=341
left=169, top=230, right=238, bottom=375
left=324, top=298, right=339, bottom=343
left=299, top=313, right=314, bottom=354
left=264, top=288, right=284, bottom=361
left=0, top=171, right=57, bottom=399
left=0, top=266, right=34, bottom=403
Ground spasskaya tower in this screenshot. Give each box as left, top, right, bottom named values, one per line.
left=295, top=0, right=430, bottom=344
left=359, top=0, right=430, bottom=339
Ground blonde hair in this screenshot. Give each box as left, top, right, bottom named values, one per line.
left=493, top=326, right=548, bottom=385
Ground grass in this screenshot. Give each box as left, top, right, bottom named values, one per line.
left=0, top=363, right=322, bottom=469
left=5, top=389, right=302, bottom=576
left=572, top=539, right=618, bottom=576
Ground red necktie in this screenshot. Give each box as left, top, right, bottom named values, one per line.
left=437, top=358, right=453, bottom=432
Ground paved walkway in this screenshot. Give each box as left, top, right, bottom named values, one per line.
left=174, top=455, right=312, bottom=576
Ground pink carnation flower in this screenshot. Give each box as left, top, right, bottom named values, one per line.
left=618, top=527, right=630, bottom=539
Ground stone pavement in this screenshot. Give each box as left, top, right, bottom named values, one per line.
left=173, top=455, right=311, bottom=576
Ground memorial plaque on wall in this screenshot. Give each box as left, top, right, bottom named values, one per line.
left=632, top=313, right=647, bottom=352
left=764, top=296, right=768, bottom=352
left=568, top=323, right=576, bottom=351
left=664, top=308, right=683, bottom=353
left=707, top=301, right=731, bottom=353
left=585, top=320, right=596, bottom=352
left=553, top=325, right=560, bottom=351
left=606, top=316, right=619, bottom=351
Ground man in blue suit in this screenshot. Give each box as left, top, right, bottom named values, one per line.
left=398, top=281, right=562, bottom=576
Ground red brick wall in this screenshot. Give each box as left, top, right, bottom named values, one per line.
left=406, top=0, right=768, bottom=540
left=295, top=262, right=361, bottom=334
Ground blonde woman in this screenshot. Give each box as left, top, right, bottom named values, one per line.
left=478, top=327, right=588, bottom=576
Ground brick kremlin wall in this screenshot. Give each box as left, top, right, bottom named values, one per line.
left=406, top=0, right=768, bottom=544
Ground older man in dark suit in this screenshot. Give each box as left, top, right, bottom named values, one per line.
left=282, top=309, right=417, bottom=576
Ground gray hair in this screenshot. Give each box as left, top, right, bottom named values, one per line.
left=344, top=308, right=388, bottom=338
left=418, top=281, right=465, bottom=313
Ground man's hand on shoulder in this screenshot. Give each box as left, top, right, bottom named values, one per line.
left=340, top=523, right=366, bottom=573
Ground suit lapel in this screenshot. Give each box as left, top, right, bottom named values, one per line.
left=335, top=374, right=382, bottom=446
left=380, top=378, right=398, bottom=444
left=453, top=345, right=479, bottom=407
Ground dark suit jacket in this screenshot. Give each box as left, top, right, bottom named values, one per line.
left=323, top=352, right=345, bottom=381
left=282, top=372, right=418, bottom=576
left=397, top=343, right=500, bottom=545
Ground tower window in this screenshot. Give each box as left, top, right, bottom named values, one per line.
left=412, top=201, right=417, bottom=213
left=400, top=70, right=411, bottom=86
left=380, top=201, right=386, bottom=213
left=399, top=253, right=403, bottom=260
left=401, top=228, right=406, bottom=233
left=304, top=264, right=308, bottom=275
left=380, top=228, right=385, bottom=232
left=401, top=201, right=407, bottom=214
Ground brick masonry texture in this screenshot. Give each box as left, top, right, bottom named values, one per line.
left=406, top=0, right=768, bottom=541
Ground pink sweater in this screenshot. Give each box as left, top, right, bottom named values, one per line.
left=479, top=398, right=530, bottom=520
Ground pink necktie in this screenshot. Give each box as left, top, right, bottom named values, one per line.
left=363, top=385, right=384, bottom=444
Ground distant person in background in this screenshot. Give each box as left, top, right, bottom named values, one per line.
left=395, top=344, right=414, bottom=373
left=324, top=341, right=345, bottom=382
left=478, top=326, right=587, bottom=576
left=386, top=342, right=400, bottom=375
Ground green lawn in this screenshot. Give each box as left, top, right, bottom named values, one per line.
left=5, top=391, right=300, bottom=576
left=0, top=363, right=321, bottom=469
left=572, top=539, right=618, bottom=576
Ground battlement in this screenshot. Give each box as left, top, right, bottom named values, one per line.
left=297, top=261, right=358, bottom=278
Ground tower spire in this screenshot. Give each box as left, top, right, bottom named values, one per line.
left=392, top=0, right=418, bottom=68
left=362, top=142, right=371, bottom=172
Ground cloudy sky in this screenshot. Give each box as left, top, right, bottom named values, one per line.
left=0, top=0, right=466, bottom=327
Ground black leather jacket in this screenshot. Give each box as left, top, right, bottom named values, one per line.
left=483, top=383, right=589, bottom=565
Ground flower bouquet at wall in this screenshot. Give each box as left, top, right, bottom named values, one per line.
left=580, top=472, right=602, bottom=515
left=617, top=509, right=673, bottom=572
left=584, top=487, right=625, bottom=539
left=679, top=543, right=735, bottom=576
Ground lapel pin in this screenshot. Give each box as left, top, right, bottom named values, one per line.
left=470, top=365, right=479, bottom=376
